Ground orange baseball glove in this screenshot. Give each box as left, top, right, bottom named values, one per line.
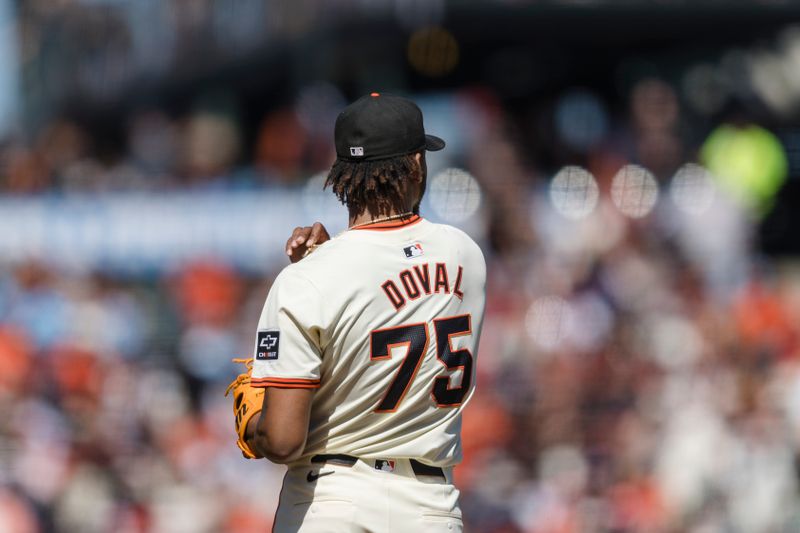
left=225, top=358, right=264, bottom=459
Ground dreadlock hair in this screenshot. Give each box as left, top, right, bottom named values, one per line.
left=324, top=153, right=422, bottom=218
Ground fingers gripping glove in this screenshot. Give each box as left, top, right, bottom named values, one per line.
left=225, top=358, right=265, bottom=459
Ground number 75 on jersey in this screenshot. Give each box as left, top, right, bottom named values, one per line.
left=369, top=314, right=473, bottom=413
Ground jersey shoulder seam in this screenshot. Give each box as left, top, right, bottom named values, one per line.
left=281, top=264, right=325, bottom=302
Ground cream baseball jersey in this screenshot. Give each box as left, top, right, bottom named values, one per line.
left=250, top=215, right=486, bottom=467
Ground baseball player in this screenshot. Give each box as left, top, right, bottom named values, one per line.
left=226, top=93, right=486, bottom=532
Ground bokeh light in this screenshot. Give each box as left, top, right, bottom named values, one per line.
left=701, top=123, right=788, bottom=215
left=407, top=27, right=459, bottom=77
left=549, top=166, right=599, bottom=220
left=670, top=163, right=716, bottom=216
left=611, top=164, right=659, bottom=218
left=428, top=168, right=482, bottom=223
left=749, top=49, right=797, bottom=115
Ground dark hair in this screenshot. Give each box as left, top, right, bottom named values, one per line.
left=324, top=153, right=421, bottom=217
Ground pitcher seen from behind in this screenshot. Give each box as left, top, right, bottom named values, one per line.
left=227, top=92, right=487, bottom=532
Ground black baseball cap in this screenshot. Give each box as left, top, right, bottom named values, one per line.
left=334, top=92, right=445, bottom=162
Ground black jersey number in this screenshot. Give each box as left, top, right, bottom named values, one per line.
left=369, top=314, right=473, bottom=412
left=432, top=314, right=473, bottom=407
left=370, top=322, right=429, bottom=412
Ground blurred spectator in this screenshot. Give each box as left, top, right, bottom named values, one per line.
left=254, top=108, right=310, bottom=184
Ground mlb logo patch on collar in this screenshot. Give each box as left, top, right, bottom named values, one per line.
left=403, top=243, right=424, bottom=258
left=256, top=330, right=280, bottom=360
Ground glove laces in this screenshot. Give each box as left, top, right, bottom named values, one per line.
left=225, top=357, right=254, bottom=396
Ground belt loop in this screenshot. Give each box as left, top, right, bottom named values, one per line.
left=409, top=459, right=446, bottom=479
left=310, top=454, right=358, bottom=467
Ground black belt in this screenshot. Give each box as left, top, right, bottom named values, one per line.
left=311, top=454, right=445, bottom=478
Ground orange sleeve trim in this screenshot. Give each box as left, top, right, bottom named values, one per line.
left=251, top=377, right=320, bottom=384
left=351, top=215, right=422, bottom=231
left=251, top=382, right=320, bottom=389
left=251, top=377, right=321, bottom=389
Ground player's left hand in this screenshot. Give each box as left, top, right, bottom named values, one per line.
left=225, top=358, right=265, bottom=459
left=286, top=222, right=330, bottom=263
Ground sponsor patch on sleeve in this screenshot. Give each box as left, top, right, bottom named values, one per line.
left=255, top=330, right=280, bottom=360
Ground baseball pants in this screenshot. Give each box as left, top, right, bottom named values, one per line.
left=273, top=456, right=463, bottom=532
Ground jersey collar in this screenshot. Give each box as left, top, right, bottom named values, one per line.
left=349, top=214, right=423, bottom=231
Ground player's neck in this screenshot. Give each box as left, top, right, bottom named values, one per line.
left=349, top=208, right=415, bottom=229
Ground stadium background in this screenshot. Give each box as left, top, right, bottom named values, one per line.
left=2, top=1, right=800, bottom=531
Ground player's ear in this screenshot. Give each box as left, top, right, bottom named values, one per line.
left=412, top=152, right=426, bottom=183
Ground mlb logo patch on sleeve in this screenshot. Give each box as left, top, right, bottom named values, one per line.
left=256, top=330, right=280, bottom=360
left=403, top=243, right=424, bottom=258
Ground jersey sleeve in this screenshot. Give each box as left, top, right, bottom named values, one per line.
left=250, top=268, right=325, bottom=389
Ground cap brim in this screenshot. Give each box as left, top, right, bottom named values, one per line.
left=425, top=134, right=446, bottom=152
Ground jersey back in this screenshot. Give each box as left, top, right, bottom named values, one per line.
left=250, top=215, right=486, bottom=467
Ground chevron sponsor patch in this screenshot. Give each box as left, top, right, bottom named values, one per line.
left=256, top=330, right=280, bottom=360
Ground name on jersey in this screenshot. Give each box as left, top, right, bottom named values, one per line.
left=381, top=263, right=464, bottom=311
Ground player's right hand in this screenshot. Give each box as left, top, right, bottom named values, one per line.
left=286, top=222, right=330, bottom=263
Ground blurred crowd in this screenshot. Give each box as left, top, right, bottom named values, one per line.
left=0, top=100, right=339, bottom=194
left=2, top=49, right=800, bottom=533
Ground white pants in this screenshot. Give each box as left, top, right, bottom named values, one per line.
left=273, top=457, right=463, bottom=532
